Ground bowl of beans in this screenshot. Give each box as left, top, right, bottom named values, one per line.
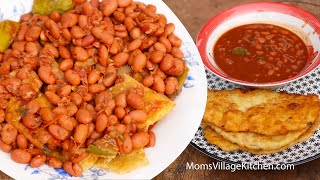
left=197, top=2, right=320, bottom=89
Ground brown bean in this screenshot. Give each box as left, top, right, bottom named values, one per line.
left=52, top=107, right=68, bottom=115
left=165, top=77, right=178, bottom=95
left=0, top=109, right=4, bottom=124
left=171, top=47, right=184, bottom=59
left=123, top=115, right=131, bottom=125
left=49, top=124, right=69, bottom=141
left=128, top=39, right=142, bottom=52
left=17, top=24, right=28, bottom=41
left=118, top=0, right=132, bottom=7
left=115, top=93, right=127, bottom=108
left=166, top=58, right=186, bottom=76
left=50, top=11, right=60, bottom=22
left=74, top=124, right=89, bottom=144
left=38, top=66, right=56, bottom=85
left=153, top=76, right=165, bottom=93
left=71, top=152, right=89, bottom=164
left=88, top=84, right=106, bottom=94
left=114, top=106, right=126, bottom=119
left=45, top=91, right=61, bottom=105
left=160, top=54, right=174, bottom=71
left=0, top=139, right=12, bottom=152
left=65, top=70, right=81, bottom=86
left=78, top=15, right=88, bottom=29
left=91, top=27, right=104, bottom=39
left=76, top=109, right=93, bottom=124
left=113, top=52, right=129, bottom=67
left=115, top=124, right=127, bottom=134
left=95, top=114, right=108, bottom=133
left=57, top=85, right=72, bottom=97
left=1, top=124, right=18, bottom=145
left=159, top=37, right=172, bottom=53
left=113, top=11, right=126, bottom=22
left=122, top=133, right=132, bottom=154
left=154, top=42, right=166, bottom=53
left=17, top=134, right=28, bottom=150
left=100, top=32, right=114, bottom=45
left=149, top=50, right=164, bottom=64
left=63, top=161, right=83, bottom=177
left=30, top=154, right=47, bottom=168
left=109, top=40, right=119, bottom=54
left=11, top=149, right=32, bottom=164
left=59, top=59, right=74, bottom=71
left=132, top=132, right=150, bottom=149
left=59, top=46, right=71, bottom=59
left=58, top=115, right=74, bottom=131
left=98, top=45, right=109, bottom=67
left=72, top=46, right=89, bottom=62
left=132, top=53, right=147, bottom=73
left=103, top=66, right=117, bottom=87
left=25, top=25, right=42, bottom=41
left=130, top=27, right=141, bottom=39
left=128, top=110, right=147, bottom=123
left=45, top=19, right=60, bottom=39
left=20, top=13, right=32, bottom=22
left=12, top=41, right=26, bottom=52
left=88, top=69, right=101, bottom=85
left=66, top=103, right=78, bottom=117
left=165, top=23, right=175, bottom=36
left=81, top=35, right=95, bottom=47
left=141, top=36, right=157, bottom=50
left=142, top=75, right=154, bottom=87
left=108, top=115, right=118, bottom=126
left=82, top=1, right=94, bottom=15
left=71, top=26, right=85, bottom=39
left=38, top=107, right=54, bottom=122
left=70, top=92, right=83, bottom=106
left=43, top=44, right=59, bottom=58
left=103, top=0, right=118, bottom=17
left=168, top=34, right=182, bottom=47
left=61, top=28, right=72, bottom=42
left=146, top=131, right=156, bottom=147
left=115, top=31, right=128, bottom=38
left=126, top=92, right=144, bottom=110
left=61, top=13, right=78, bottom=29
left=48, top=156, right=63, bottom=168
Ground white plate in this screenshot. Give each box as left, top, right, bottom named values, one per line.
left=0, top=0, right=207, bottom=179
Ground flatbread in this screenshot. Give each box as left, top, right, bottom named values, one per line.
left=203, top=89, right=320, bottom=135
left=202, top=116, right=320, bottom=154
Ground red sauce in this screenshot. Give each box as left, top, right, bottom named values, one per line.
left=213, top=24, right=309, bottom=83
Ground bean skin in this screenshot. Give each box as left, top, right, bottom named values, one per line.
left=30, top=154, right=46, bottom=168
left=0, top=139, right=12, bottom=152
left=74, top=124, right=89, bottom=144
left=76, top=109, right=93, bottom=124
left=131, top=132, right=150, bottom=149
left=65, top=70, right=81, bottom=86
left=11, top=149, right=32, bottom=164
left=1, top=123, right=18, bottom=145
left=48, top=124, right=69, bottom=141
left=126, top=92, right=144, bottom=110
left=38, top=66, right=56, bottom=85
left=95, top=114, right=108, bottom=133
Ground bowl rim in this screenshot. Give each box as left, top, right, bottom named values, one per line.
left=196, top=2, right=320, bottom=86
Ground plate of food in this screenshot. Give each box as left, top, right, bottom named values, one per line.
left=0, top=0, right=207, bottom=179
left=193, top=2, right=320, bottom=165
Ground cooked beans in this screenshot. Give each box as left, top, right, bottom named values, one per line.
left=11, top=149, right=32, bottom=164
left=17, top=134, right=28, bottom=149
left=1, top=123, right=18, bottom=145
left=30, top=154, right=46, bottom=168
left=132, top=132, right=150, bottom=149
left=74, top=124, right=89, bottom=144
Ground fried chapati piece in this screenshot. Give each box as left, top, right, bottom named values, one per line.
left=203, top=89, right=320, bottom=135
left=203, top=115, right=320, bottom=154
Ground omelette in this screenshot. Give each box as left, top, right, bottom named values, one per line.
left=202, top=89, right=320, bottom=154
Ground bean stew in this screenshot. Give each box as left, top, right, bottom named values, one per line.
left=213, top=23, right=309, bottom=83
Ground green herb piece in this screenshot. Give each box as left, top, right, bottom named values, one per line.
left=32, top=0, right=73, bottom=15
left=256, top=56, right=266, bottom=61
left=232, top=47, right=248, bottom=56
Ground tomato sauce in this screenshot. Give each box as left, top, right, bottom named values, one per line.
left=213, top=24, right=309, bottom=83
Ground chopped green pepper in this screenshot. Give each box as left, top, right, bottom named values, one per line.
left=232, top=47, right=247, bottom=56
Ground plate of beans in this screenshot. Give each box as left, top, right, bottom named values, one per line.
left=0, top=0, right=207, bottom=179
